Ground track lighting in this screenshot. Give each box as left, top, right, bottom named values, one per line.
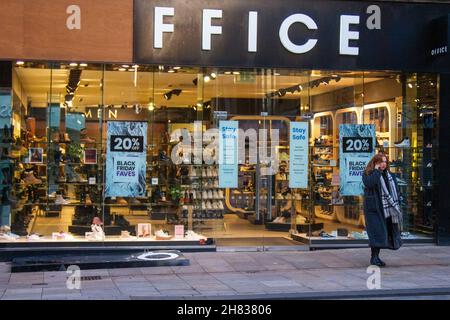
left=163, top=89, right=182, bottom=100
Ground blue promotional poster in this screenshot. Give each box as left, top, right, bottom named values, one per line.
left=219, top=120, right=238, bottom=188
left=339, top=124, right=376, bottom=196
left=105, top=121, right=147, bottom=197
left=289, top=122, right=309, bottom=189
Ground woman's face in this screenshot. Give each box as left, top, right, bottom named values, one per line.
left=379, top=157, right=388, bottom=170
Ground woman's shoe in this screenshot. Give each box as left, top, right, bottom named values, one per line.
left=370, top=256, right=386, bottom=267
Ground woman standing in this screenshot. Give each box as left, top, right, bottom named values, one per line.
left=362, top=153, right=403, bottom=267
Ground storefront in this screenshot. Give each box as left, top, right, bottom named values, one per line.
left=0, top=0, right=449, bottom=251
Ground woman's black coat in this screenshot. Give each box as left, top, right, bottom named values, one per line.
left=362, top=169, right=402, bottom=249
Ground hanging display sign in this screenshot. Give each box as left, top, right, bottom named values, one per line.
left=339, top=124, right=375, bottom=196
left=219, top=120, right=238, bottom=188
left=105, top=121, right=147, bottom=197
left=289, top=122, right=309, bottom=189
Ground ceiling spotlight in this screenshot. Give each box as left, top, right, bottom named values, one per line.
left=173, top=66, right=181, bottom=70
left=408, top=83, right=413, bottom=89
left=119, top=68, right=126, bottom=72
left=80, top=63, right=88, bottom=67
left=172, top=89, right=182, bottom=96
left=122, top=65, right=130, bottom=68
left=132, top=65, right=139, bottom=68
left=274, top=72, right=281, bottom=76
left=224, top=71, right=232, bottom=75
left=204, top=75, right=211, bottom=82
left=210, top=72, right=217, bottom=79
left=163, top=91, right=173, bottom=100
left=298, top=85, right=303, bottom=91
left=233, top=71, right=240, bottom=75
left=168, top=69, right=176, bottom=73
left=16, top=61, right=25, bottom=66
left=277, top=89, right=286, bottom=97
left=148, top=102, right=155, bottom=111
left=128, top=68, right=134, bottom=72
left=69, top=62, right=78, bottom=67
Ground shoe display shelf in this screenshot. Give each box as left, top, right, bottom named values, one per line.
left=229, top=165, right=256, bottom=219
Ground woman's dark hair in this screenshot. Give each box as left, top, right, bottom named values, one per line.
left=364, top=152, right=389, bottom=175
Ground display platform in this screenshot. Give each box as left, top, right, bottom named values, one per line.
left=0, top=237, right=216, bottom=261
left=266, top=222, right=324, bottom=233
left=11, top=250, right=189, bottom=272
left=292, top=233, right=435, bottom=249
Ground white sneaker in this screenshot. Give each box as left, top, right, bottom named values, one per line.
left=27, top=234, right=41, bottom=241
left=218, top=190, right=224, bottom=198
left=196, top=191, right=202, bottom=200
left=218, top=201, right=224, bottom=210
left=202, top=190, right=208, bottom=199
left=212, top=201, right=218, bottom=210
left=208, top=190, right=213, bottom=199
left=213, top=190, right=219, bottom=199
left=55, top=194, right=70, bottom=205
left=206, top=201, right=213, bottom=210
left=202, top=201, right=206, bottom=210
left=394, top=137, right=410, bottom=148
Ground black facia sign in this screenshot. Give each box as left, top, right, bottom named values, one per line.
left=134, top=0, right=450, bottom=72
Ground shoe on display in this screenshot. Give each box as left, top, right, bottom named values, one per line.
left=128, top=198, right=141, bottom=205
left=426, top=143, right=432, bottom=148
left=155, top=229, right=172, bottom=240
left=116, top=197, right=128, bottom=205
left=201, top=201, right=206, bottom=210
left=394, top=137, right=410, bottom=148
left=206, top=201, right=213, bottom=210
left=213, top=190, right=219, bottom=199
left=296, top=215, right=306, bottom=224
left=427, top=162, right=432, bottom=168
left=23, top=171, right=42, bottom=185
left=218, top=201, right=224, bottom=210
left=218, top=190, right=224, bottom=198
left=212, top=201, right=219, bottom=210
left=27, top=234, right=41, bottom=241
left=202, top=190, right=208, bottom=199
left=207, top=190, right=213, bottom=199
left=276, top=193, right=284, bottom=200
left=55, top=194, right=70, bottom=205
left=80, top=136, right=96, bottom=144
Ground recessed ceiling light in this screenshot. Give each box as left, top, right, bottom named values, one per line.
left=122, top=65, right=130, bottom=68
left=128, top=68, right=135, bottom=72
left=224, top=71, right=232, bottom=75
left=204, top=75, right=211, bottom=82
left=16, top=61, right=24, bottom=66
left=119, top=68, right=126, bottom=72
left=69, top=63, right=78, bottom=67
left=274, top=73, right=280, bottom=76
left=408, top=83, right=413, bottom=88
left=79, top=63, right=88, bottom=67
left=233, top=71, right=240, bottom=75
left=168, top=69, right=175, bottom=73
left=132, top=65, right=139, bottom=68
left=173, top=66, right=181, bottom=70
left=210, top=72, right=217, bottom=79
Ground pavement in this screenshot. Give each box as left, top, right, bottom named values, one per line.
left=1, top=245, right=450, bottom=300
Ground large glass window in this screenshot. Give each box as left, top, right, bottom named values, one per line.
left=0, top=63, right=438, bottom=247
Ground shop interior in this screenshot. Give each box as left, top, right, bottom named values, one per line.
left=0, top=62, right=438, bottom=245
